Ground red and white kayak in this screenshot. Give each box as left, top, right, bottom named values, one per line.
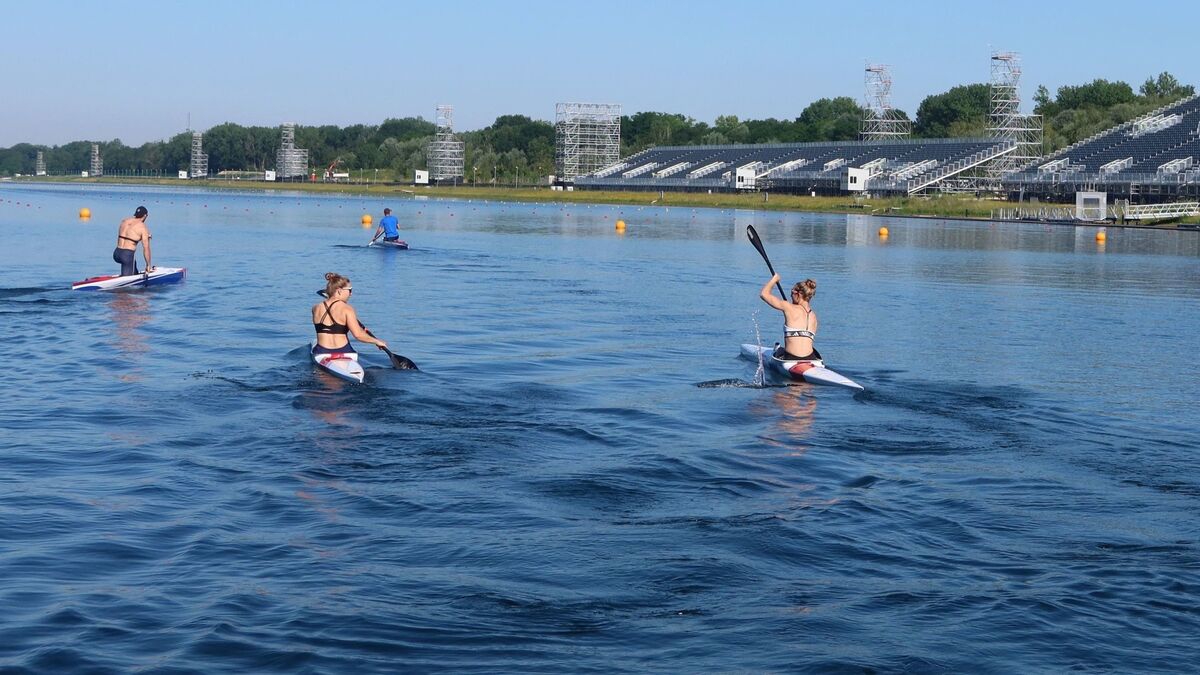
left=740, top=343, right=864, bottom=391
left=71, top=267, right=186, bottom=291
left=369, top=239, right=409, bottom=250
left=311, top=341, right=365, bottom=384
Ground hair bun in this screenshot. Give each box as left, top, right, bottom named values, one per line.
left=325, top=272, right=337, bottom=282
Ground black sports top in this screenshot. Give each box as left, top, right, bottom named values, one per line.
left=314, top=300, right=350, bottom=335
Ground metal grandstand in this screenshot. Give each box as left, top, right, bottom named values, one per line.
left=575, top=138, right=1015, bottom=195
left=1003, top=92, right=1200, bottom=199
left=89, top=143, right=103, bottom=177
left=189, top=132, right=208, bottom=179
left=986, top=51, right=1043, bottom=182
left=427, top=105, right=464, bottom=184
left=275, top=123, right=309, bottom=180
left=555, top=102, right=621, bottom=183
left=862, top=65, right=911, bottom=141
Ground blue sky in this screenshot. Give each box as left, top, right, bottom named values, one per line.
left=1, top=0, right=1195, bottom=146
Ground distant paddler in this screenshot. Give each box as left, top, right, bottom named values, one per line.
left=114, top=205, right=153, bottom=276
left=759, top=273, right=821, bottom=361
left=370, top=208, right=403, bottom=244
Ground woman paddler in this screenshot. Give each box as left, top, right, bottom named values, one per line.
left=759, top=273, right=821, bottom=360
left=312, top=272, right=388, bottom=356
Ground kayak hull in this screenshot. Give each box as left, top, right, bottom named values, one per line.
left=311, top=341, right=365, bottom=384
left=740, top=343, right=864, bottom=391
left=369, top=240, right=409, bottom=250
left=72, top=267, right=186, bottom=291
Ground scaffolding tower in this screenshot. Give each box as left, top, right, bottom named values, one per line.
left=861, top=64, right=911, bottom=140
left=275, top=123, right=309, bottom=180
left=190, top=132, right=209, bottom=179
left=555, top=102, right=621, bottom=182
left=35, top=151, right=46, bottom=176
left=427, top=105, right=464, bottom=182
left=987, top=51, right=1042, bottom=181
left=89, top=143, right=103, bottom=177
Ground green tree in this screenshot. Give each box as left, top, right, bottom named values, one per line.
left=1140, top=71, right=1194, bottom=100
left=797, top=97, right=863, bottom=141
left=914, top=84, right=990, bottom=137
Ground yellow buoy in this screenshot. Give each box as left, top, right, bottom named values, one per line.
left=1096, top=230, right=1107, bottom=242
left=878, top=226, right=889, bottom=236
left=79, top=207, right=91, bottom=218
left=361, top=214, right=373, bottom=225
left=615, top=219, right=626, bottom=231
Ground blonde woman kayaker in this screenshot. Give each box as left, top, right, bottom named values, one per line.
left=312, top=272, right=387, bottom=355
left=759, top=273, right=820, bottom=360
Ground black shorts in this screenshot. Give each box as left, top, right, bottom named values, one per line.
left=113, top=248, right=138, bottom=276
left=774, top=346, right=822, bottom=361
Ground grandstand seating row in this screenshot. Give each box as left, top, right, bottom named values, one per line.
left=1007, top=93, right=1200, bottom=194
left=574, top=138, right=1013, bottom=194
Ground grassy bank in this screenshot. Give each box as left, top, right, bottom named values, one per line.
left=14, top=175, right=1197, bottom=228
left=18, top=175, right=1008, bottom=218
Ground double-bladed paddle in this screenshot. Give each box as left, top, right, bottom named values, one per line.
left=746, top=225, right=786, bottom=299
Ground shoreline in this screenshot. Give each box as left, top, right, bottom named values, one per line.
left=6, top=176, right=1197, bottom=231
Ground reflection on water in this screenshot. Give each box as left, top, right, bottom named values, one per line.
left=107, top=291, right=150, bottom=380
left=750, top=388, right=818, bottom=456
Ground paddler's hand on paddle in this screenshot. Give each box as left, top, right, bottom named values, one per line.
left=374, top=339, right=388, bottom=350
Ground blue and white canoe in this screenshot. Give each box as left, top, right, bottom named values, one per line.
left=71, top=267, right=186, bottom=291
left=740, top=343, right=864, bottom=391
left=311, top=341, right=365, bottom=384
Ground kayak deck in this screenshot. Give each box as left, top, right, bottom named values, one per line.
left=369, top=240, right=409, bottom=249
left=72, top=267, right=186, bottom=291
left=311, top=342, right=365, bottom=384
left=739, top=343, right=864, bottom=391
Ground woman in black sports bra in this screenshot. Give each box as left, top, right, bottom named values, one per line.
left=311, top=272, right=388, bottom=355
left=759, top=273, right=821, bottom=360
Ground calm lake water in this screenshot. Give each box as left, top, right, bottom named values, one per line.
left=1, top=182, right=1198, bottom=673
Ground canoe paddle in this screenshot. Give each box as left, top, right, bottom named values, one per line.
left=315, top=290, right=418, bottom=370
left=746, top=225, right=787, bottom=300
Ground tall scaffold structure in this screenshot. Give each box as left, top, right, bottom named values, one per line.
left=555, top=102, right=621, bottom=183
left=190, top=132, right=209, bottom=179
left=987, top=51, right=1042, bottom=181
left=861, top=64, right=911, bottom=140
left=35, top=151, right=46, bottom=176
left=276, top=123, right=309, bottom=180
left=90, top=143, right=103, bottom=177
left=427, top=105, right=464, bottom=183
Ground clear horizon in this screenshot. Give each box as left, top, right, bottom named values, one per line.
left=2, top=0, right=1195, bottom=147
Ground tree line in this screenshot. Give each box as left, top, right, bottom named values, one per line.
left=0, top=71, right=1190, bottom=180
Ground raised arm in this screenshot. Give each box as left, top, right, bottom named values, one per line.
left=759, top=273, right=787, bottom=310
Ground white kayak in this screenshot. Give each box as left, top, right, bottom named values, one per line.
left=311, top=341, right=365, bottom=384
left=71, top=267, right=186, bottom=291
left=740, top=343, right=864, bottom=391
left=369, top=239, right=409, bottom=250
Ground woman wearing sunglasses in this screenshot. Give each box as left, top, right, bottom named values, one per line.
left=312, top=272, right=388, bottom=356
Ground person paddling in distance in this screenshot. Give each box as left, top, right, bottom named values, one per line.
left=312, top=272, right=388, bottom=356
left=371, top=207, right=401, bottom=243
left=114, top=205, right=153, bottom=276
left=759, top=273, right=821, bottom=360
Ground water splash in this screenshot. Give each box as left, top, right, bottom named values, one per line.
left=750, top=310, right=767, bottom=387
